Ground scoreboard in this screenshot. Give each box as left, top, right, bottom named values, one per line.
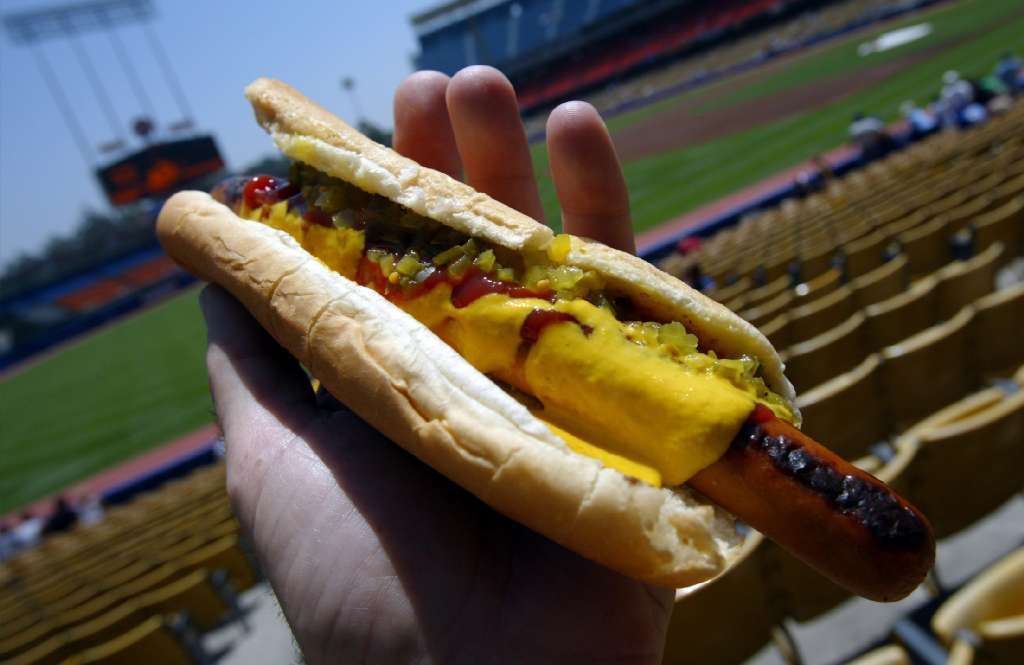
left=95, top=135, right=225, bottom=206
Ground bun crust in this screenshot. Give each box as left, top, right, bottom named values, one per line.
left=159, top=191, right=742, bottom=586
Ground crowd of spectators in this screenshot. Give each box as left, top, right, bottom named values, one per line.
left=847, top=52, right=1024, bottom=163
left=0, top=494, right=104, bottom=562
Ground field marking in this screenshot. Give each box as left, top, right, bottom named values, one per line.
left=858, top=23, right=933, bottom=56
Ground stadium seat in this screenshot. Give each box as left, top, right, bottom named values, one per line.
left=663, top=533, right=776, bottom=665
left=760, top=314, right=791, bottom=348
left=763, top=251, right=798, bottom=285
left=885, top=209, right=928, bottom=239
left=799, top=242, right=836, bottom=282
left=781, top=313, right=869, bottom=392
left=973, top=196, right=1023, bottom=261
left=942, top=193, right=999, bottom=234
left=59, top=616, right=194, bottom=665
left=4, top=603, right=150, bottom=665
left=879, top=307, right=976, bottom=431
left=745, top=274, right=791, bottom=309
left=898, top=216, right=952, bottom=278
left=889, top=387, right=1024, bottom=538
left=851, top=254, right=908, bottom=309
left=788, top=285, right=857, bottom=345
left=706, top=276, right=751, bottom=305
left=742, top=290, right=795, bottom=329
left=657, top=252, right=692, bottom=282
left=936, top=242, right=1003, bottom=320
left=932, top=548, right=1024, bottom=665
left=844, top=644, right=911, bottom=665
left=865, top=277, right=939, bottom=350
left=991, top=174, right=1024, bottom=209
left=762, top=538, right=850, bottom=623
left=795, top=354, right=889, bottom=461
left=177, top=535, right=257, bottom=593
left=136, top=569, right=231, bottom=632
left=794, top=267, right=841, bottom=305
left=844, top=230, right=890, bottom=279
left=970, top=283, right=1024, bottom=379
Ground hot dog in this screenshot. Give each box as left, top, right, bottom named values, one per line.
left=157, top=78, right=933, bottom=597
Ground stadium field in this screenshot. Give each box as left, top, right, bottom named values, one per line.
left=533, top=0, right=1024, bottom=231
left=3, top=0, right=1022, bottom=514
left=0, top=291, right=210, bottom=514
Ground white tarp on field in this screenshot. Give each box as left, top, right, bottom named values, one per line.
left=858, top=23, right=933, bottom=56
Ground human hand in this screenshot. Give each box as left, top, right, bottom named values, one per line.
left=203, top=65, right=671, bottom=665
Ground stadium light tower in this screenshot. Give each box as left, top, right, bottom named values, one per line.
left=341, top=76, right=366, bottom=124
left=3, top=0, right=197, bottom=159
left=3, top=0, right=224, bottom=208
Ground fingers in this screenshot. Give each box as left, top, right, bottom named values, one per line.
left=446, top=66, right=546, bottom=221
left=547, top=101, right=635, bottom=255
left=200, top=285, right=315, bottom=439
left=393, top=71, right=462, bottom=179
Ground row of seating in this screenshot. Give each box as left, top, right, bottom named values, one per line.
left=663, top=365, right=1024, bottom=665
left=755, top=238, right=1003, bottom=352
left=775, top=243, right=1014, bottom=392
left=54, top=256, right=185, bottom=314
left=805, top=545, right=1024, bottom=665
left=0, top=463, right=253, bottom=664
left=796, top=281, right=1023, bottom=461
left=665, top=106, right=1024, bottom=291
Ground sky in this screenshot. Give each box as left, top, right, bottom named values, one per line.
left=0, top=0, right=436, bottom=268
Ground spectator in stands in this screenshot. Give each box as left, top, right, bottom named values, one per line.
left=199, top=66, right=670, bottom=663
left=848, top=111, right=893, bottom=162
left=11, top=511, right=43, bottom=552
left=940, top=70, right=976, bottom=129
left=41, top=495, right=78, bottom=536
left=995, top=51, right=1023, bottom=94
left=900, top=100, right=938, bottom=141
left=76, top=493, right=105, bottom=526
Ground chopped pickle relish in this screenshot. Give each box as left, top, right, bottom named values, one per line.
left=212, top=168, right=794, bottom=485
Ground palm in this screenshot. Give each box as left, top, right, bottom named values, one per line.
left=205, top=66, right=670, bottom=665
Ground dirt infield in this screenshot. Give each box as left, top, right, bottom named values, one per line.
left=612, top=22, right=998, bottom=162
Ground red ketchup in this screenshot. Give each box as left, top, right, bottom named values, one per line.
left=242, top=175, right=298, bottom=209
left=748, top=403, right=776, bottom=425
left=451, top=270, right=553, bottom=308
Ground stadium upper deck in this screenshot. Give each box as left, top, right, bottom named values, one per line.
left=411, top=0, right=806, bottom=110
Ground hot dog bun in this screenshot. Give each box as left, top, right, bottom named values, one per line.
left=160, top=190, right=743, bottom=586
left=157, top=79, right=800, bottom=587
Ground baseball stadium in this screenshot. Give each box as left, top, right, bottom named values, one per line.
left=1, top=0, right=1022, bottom=662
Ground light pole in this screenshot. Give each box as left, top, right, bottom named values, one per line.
left=341, top=76, right=366, bottom=124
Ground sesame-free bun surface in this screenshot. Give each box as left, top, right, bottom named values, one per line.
left=158, top=190, right=742, bottom=586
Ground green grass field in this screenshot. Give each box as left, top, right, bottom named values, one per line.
left=0, top=292, right=211, bottom=513
left=3, top=0, right=1022, bottom=514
